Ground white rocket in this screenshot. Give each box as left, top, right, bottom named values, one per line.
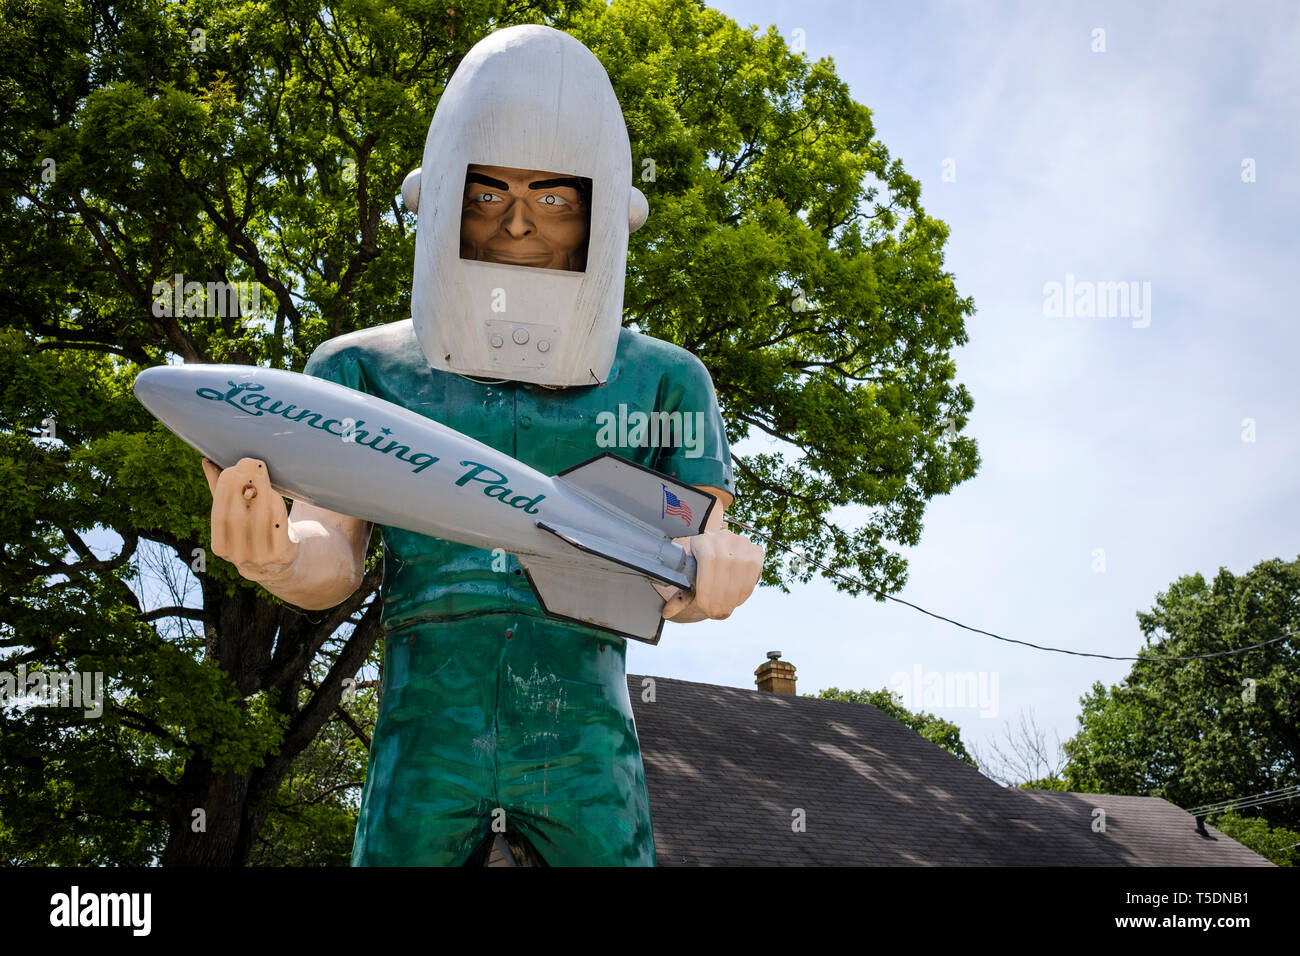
left=134, top=364, right=715, bottom=644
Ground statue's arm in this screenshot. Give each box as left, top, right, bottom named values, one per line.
left=203, top=457, right=372, bottom=610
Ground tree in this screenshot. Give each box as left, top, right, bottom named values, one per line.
left=1061, top=557, right=1300, bottom=863
left=246, top=666, right=379, bottom=866
left=1207, top=812, right=1298, bottom=868
left=0, top=0, right=977, bottom=864
left=814, top=687, right=976, bottom=767
left=972, top=707, right=1067, bottom=789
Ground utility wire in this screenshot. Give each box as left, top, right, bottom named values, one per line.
left=724, top=517, right=1296, bottom=663
left=1187, top=786, right=1300, bottom=817
left=1195, top=792, right=1300, bottom=815
left=1189, top=792, right=1300, bottom=817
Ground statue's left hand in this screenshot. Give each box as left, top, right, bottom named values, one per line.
left=653, top=528, right=764, bottom=621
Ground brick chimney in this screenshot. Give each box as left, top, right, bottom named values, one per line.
left=755, top=651, right=797, bottom=695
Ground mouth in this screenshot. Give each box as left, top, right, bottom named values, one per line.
left=480, top=249, right=554, bottom=266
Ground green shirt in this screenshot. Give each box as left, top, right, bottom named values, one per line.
left=304, top=320, right=733, bottom=634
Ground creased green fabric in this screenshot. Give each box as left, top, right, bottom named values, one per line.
left=351, top=613, right=653, bottom=866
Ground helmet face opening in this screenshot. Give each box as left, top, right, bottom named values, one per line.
left=459, top=164, right=593, bottom=273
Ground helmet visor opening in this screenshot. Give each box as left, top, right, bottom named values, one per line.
left=459, top=163, right=592, bottom=272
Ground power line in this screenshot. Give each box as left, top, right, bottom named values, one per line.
left=1190, top=785, right=1300, bottom=816
left=1187, top=785, right=1300, bottom=817
left=724, top=517, right=1296, bottom=663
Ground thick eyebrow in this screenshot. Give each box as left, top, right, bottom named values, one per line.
left=466, top=172, right=510, bottom=190
left=529, top=177, right=585, bottom=191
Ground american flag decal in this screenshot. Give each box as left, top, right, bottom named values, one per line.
left=662, top=484, right=692, bottom=523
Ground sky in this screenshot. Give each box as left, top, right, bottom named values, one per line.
left=625, top=0, right=1300, bottom=777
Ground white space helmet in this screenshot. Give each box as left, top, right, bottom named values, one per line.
left=403, top=25, right=649, bottom=387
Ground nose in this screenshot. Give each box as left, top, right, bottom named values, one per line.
left=501, top=198, right=534, bottom=238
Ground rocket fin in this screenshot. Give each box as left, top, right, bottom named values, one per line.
left=552, top=453, right=715, bottom=537
left=517, top=554, right=667, bottom=645
left=534, top=518, right=694, bottom=590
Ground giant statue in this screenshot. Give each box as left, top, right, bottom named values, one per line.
left=191, top=25, right=764, bottom=866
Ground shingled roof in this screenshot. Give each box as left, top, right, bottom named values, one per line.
left=627, top=675, right=1272, bottom=867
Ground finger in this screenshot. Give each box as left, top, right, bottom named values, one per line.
left=234, top=460, right=291, bottom=560
left=223, top=457, right=265, bottom=500
left=700, top=534, right=761, bottom=618
left=211, top=464, right=257, bottom=561
left=209, top=474, right=232, bottom=560
left=651, top=580, right=680, bottom=603
left=724, top=540, right=762, bottom=608
left=226, top=459, right=272, bottom=506
left=215, top=461, right=261, bottom=563
left=748, top=542, right=766, bottom=590
left=694, top=534, right=723, bottom=618
left=221, top=459, right=286, bottom=565
left=201, top=458, right=223, bottom=496
left=231, top=457, right=271, bottom=492
left=663, top=591, right=694, bottom=619
left=711, top=539, right=748, bottom=617
left=732, top=541, right=764, bottom=608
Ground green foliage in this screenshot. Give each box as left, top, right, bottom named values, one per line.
left=1, top=0, right=976, bottom=864
left=813, top=686, right=976, bottom=767
left=249, top=661, right=379, bottom=866
left=1207, top=812, right=1298, bottom=867
left=1062, top=558, right=1300, bottom=837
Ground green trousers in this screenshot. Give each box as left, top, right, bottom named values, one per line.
left=350, top=612, right=656, bottom=866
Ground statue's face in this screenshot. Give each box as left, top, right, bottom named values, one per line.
left=459, top=163, right=591, bottom=271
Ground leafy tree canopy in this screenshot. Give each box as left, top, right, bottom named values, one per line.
left=1, top=0, right=976, bottom=864
left=1062, top=557, right=1300, bottom=864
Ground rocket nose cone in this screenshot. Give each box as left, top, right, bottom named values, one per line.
left=133, top=365, right=206, bottom=424
left=132, top=365, right=171, bottom=413
left=133, top=365, right=159, bottom=392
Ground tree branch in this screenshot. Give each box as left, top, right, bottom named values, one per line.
left=138, top=605, right=208, bottom=624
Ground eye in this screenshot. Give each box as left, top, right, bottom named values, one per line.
left=474, top=192, right=503, bottom=203
left=537, top=194, right=569, bottom=206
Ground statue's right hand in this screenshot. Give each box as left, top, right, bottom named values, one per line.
left=202, top=457, right=300, bottom=583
